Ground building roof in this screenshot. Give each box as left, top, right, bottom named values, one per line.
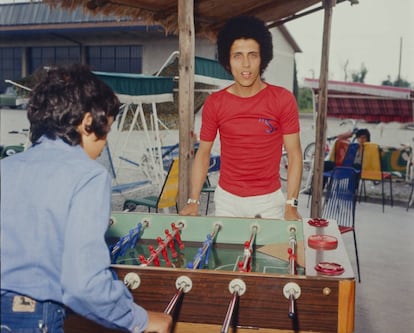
left=0, top=1, right=301, bottom=51
left=0, top=1, right=129, bottom=26
left=304, top=78, right=414, bottom=123
left=0, top=2, right=167, bottom=45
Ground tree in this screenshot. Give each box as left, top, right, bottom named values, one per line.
left=393, top=77, right=411, bottom=88
left=293, top=60, right=299, bottom=99
left=342, top=59, right=349, bottom=81
left=351, top=63, right=368, bottom=83
left=297, top=87, right=313, bottom=111
left=381, top=75, right=393, bottom=86
left=381, top=75, right=411, bottom=88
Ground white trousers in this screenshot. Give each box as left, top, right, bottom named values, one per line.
left=214, top=184, right=285, bottom=219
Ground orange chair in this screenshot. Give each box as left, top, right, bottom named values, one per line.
left=359, top=143, right=392, bottom=212
left=326, top=140, right=350, bottom=167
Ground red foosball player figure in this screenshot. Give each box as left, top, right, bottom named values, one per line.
left=148, top=245, right=160, bottom=267
left=165, top=229, right=178, bottom=258
left=138, top=255, right=149, bottom=266
left=287, top=248, right=297, bottom=274
left=238, top=241, right=252, bottom=272
left=157, top=236, right=171, bottom=266
left=171, top=223, right=184, bottom=250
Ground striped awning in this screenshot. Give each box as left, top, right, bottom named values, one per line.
left=304, top=78, right=414, bottom=123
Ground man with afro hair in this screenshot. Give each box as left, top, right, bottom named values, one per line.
left=181, top=16, right=303, bottom=220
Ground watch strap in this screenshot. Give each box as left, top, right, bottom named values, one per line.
left=187, top=198, right=200, bottom=205
left=286, top=198, right=298, bottom=207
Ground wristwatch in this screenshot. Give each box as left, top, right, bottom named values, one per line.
left=286, top=198, right=299, bottom=207
left=187, top=198, right=200, bottom=205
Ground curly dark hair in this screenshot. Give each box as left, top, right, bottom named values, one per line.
left=217, top=15, right=273, bottom=75
left=355, top=128, right=371, bottom=142
left=27, top=64, right=120, bottom=145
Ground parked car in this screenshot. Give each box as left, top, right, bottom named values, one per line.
left=0, top=86, right=27, bottom=109
left=0, top=144, right=25, bottom=159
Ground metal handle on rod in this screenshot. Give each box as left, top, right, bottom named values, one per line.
left=164, top=288, right=183, bottom=315
left=221, top=291, right=238, bottom=333
left=221, top=278, right=246, bottom=333
left=164, top=276, right=192, bottom=315
left=288, top=291, right=295, bottom=319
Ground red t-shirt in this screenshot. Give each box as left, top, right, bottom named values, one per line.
left=200, top=83, right=300, bottom=197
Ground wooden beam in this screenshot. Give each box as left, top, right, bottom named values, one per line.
left=177, top=0, right=195, bottom=210
left=310, top=0, right=334, bottom=218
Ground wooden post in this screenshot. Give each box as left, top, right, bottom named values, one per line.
left=177, top=0, right=195, bottom=210
left=310, top=0, right=334, bottom=218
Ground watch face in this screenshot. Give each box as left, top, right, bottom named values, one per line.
left=287, top=199, right=298, bottom=207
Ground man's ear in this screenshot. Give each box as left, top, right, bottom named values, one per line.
left=78, top=112, right=93, bottom=135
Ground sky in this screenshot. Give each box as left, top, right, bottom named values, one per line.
left=285, top=0, right=414, bottom=86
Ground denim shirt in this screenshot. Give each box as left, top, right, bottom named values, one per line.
left=0, top=137, right=148, bottom=333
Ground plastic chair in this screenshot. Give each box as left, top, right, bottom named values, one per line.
left=407, top=179, right=414, bottom=211
left=323, top=142, right=360, bottom=180
left=96, top=144, right=151, bottom=194
left=342, top=143, right=361, bottom=167
left=200, top=154, right=220, bottom=215
left=322, top=167, right=361, bottom=282
left=358, top=143, right=392, bottom=212
left=380, top=146, right=412, bottom=182
left=201, top=176, right=216, bottom=215
left=327, top=140, right=349, bottom=166
left=123, top=159, right=179, bottom=213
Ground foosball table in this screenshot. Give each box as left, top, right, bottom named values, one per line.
left=65, top=213, right=355, bottom=333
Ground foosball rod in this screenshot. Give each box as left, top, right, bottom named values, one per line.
left=288, top=226, right=297, bottom=275
left=239, top=224, right=258, bottom=272
left=141, top=221, right=185, bottom=266
left=164, top=287, right=183, bottom=315
left=192, top=222, right=221, bottom=269
left=221, top=279, right=246, bottom=333
left=221, top=292, right=238, bottom=333
left=164, top=276, right=192, bottom=315
left=110, top=220, right=149, bottom=261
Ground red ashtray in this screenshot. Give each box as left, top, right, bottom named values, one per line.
left=308, top=218, right=329, bottom=227
left=315, top=262, right=345, bottom=276
left=308, top=234, right=338, bottom=250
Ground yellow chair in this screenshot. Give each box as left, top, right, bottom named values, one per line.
left=123, top=159, right=179, bottom=213
left=359, top=143, right=392, bottom=212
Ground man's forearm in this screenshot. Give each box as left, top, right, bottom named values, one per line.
left=286, top=152, right=303, bottom=199
left=189, top=153, right=210, bottom=199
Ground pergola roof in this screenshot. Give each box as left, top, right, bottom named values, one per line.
left=44, top=0, right=341, bottom=38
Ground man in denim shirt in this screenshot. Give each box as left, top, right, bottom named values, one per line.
left=1, top=64, right=172, bottom=333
